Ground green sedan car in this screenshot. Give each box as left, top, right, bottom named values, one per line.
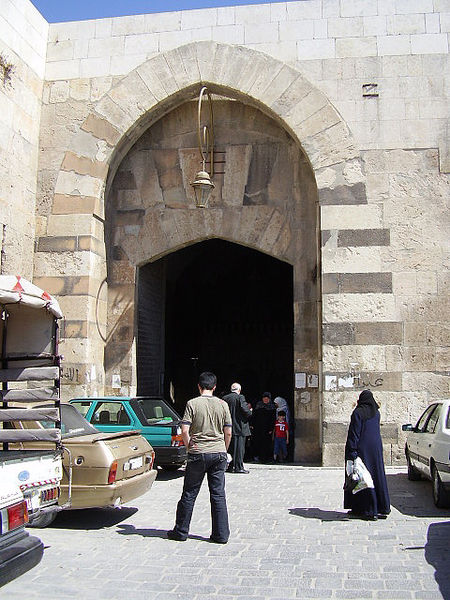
left=70, top=396, right=187, bottom=471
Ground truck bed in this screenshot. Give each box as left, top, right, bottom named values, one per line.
left=0, top=449, right=61, bottom=462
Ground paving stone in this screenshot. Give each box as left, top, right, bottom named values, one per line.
left=3, top=466, right=449, bottom=599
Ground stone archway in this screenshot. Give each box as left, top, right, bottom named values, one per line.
left=103, top=95, right=317, bottom=459
left=36, top=40, right=368, bottom=462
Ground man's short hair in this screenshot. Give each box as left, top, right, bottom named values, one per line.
left=278, top=410, right=286, bottom=417
left=231, top=382, right=241, bottom=393
left=199, top=371, right=217, bottom=391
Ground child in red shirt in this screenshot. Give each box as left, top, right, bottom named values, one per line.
left=273, top=410, right=289, bottom=463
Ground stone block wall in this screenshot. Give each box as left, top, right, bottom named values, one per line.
left=321, top=146, right=449, bottom=465
left=2, top=1, right=448, bottom=464
left=0, top=0, right=47, bottom=277
left=42, top=1, right=448, bottom=158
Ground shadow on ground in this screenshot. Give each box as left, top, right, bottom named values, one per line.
left=288, top=472, right=450, bottom=521
left=425, top=521, right=450, bottom=599
left=116, top=523, right=209, bottom=542
left=386, top=472, right=450, bottom=518
left=156, top=468, right=185, bottom=481
left=49, top=506, right=138, bottom=530
left=288, top=508, right=350, bottom=521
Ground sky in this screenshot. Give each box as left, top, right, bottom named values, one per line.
left=30, top=1, right=283, bottom=23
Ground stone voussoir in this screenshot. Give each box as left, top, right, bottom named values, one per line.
left=170, top=43, right=202, bottom=88
left=259, top=63, right=304, bottom=110
left=95, top=94, right=136, bottom=134
left=108, top=70, right=159, bottom=122
left=137, top=56, right=178, bottom=102
left=292, top=103, right=342, bottom=141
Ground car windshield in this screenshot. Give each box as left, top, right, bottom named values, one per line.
left=41, top=404, right=99, bottom=438
left=415, top=404, right=436, bottom=431
left=136, top=398, right=180, bottom=424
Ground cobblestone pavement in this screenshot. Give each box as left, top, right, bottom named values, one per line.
left=3, top=466, right=449, bottom=600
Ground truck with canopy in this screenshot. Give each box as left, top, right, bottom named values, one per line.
left=0, top=275, right=64, bottom=527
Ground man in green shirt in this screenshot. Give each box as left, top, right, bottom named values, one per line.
left=167, top=371, right=232, bottom=543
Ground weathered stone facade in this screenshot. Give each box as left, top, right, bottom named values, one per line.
left=0, top=1, right=448, bottom=464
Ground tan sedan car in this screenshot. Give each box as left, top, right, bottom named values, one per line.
left=12, top=403, right=157, bottom=526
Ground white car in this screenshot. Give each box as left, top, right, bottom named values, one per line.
left=0, top=481, right=43, bottom=587
left=402, top=399, right=450, bottom=508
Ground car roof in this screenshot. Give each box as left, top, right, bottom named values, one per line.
left=71, top=396, right=165, bottom=401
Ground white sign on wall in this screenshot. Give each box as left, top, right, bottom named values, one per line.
left=295, top=372, right=306, bottom=388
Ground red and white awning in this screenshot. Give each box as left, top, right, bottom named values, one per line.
left=0, top=275, right=63, bottom=319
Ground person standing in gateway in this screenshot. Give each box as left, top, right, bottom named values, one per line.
left=223, top=382, right=252, bottom=473
left=167, top=371, right=232, bottom=543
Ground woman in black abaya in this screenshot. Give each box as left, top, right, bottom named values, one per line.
left=344, top=390, right=390, bottom=520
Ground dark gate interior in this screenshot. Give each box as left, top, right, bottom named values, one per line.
left=137, top=239, right=293, bottom=414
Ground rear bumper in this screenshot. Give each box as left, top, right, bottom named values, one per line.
left=154, top=446, right=187, bottom=467
left=59, top=468, right=158, bottom=510
left=0, top=529, right=43, bottom=587
left=436, top=461, right=450, bottom=489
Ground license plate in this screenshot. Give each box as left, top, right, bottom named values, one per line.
left=128, top=456, right=143, bottom=470
left=25, top=494, right=38, bottom=511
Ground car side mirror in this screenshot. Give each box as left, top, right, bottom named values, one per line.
left=402, top=424, right=414, bottom=431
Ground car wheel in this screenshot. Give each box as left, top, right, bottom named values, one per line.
left=432, top=464, right=450, bottom=509
left=160, top=464, right=181, bottom=471
left=406, top=451, right=421, bottom=481
left=28, top=511, right=58, bottom=528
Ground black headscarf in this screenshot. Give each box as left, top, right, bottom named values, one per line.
left=255, top=393, right=275, bottom=411
left=355, top=389, right=379, bottom=421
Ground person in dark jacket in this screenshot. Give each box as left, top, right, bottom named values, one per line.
left=252, top=391, right=276, bottom=463
left=223, top=383, right=252, bottom=473
left=344, top=390, right=390, bottom=520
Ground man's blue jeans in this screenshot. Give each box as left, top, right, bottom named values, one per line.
left=173, top=452, right=229, bottom=541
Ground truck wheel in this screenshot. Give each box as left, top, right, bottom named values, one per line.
left=432, top=465, right=450, bottom=508
left=406, top=451, right=421, bottom=481
left=28, top=511, right=58, bottom=528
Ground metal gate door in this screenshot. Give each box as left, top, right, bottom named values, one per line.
left=136, top=261, right=165, bottom=395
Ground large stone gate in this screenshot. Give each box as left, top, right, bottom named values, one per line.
left=38, top=41, right=368, bottom=462
left=1, top=1, right=448, bottom=465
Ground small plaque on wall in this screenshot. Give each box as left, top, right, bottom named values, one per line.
left=295, top=372, right=306, bottom=388
left=307, top=374, right=318, bottom=388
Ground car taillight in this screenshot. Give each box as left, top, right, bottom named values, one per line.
left=171, top=429, right=184, bottom=447
left=40, top=487, right=59, bottom=502
left=7, top=501, right=28, bottom=531
left=145, top=450, right=155, bottom=469
left=108, top=460, right=118, bottom=484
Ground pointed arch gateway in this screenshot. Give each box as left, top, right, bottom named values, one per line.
left=47, top=41, right=367, bottom=463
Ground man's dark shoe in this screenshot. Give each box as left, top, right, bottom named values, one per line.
left=234, top=469, right=249, bottom=474
left=167, top=529, right=187, bottom=541
left=209, top=536, right=228, bottom=544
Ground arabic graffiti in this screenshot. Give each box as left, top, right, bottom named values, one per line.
left=354, top=376, right=384, bottom=389
left=61, top=366, right=80, bottom=383
left=324, top=374, right=385, bottom=392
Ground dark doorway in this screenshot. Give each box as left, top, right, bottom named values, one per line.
left=138, top=239, right=293, bottom=414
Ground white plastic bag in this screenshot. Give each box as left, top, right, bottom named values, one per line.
left=351, top=457, right=374, bottom=494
